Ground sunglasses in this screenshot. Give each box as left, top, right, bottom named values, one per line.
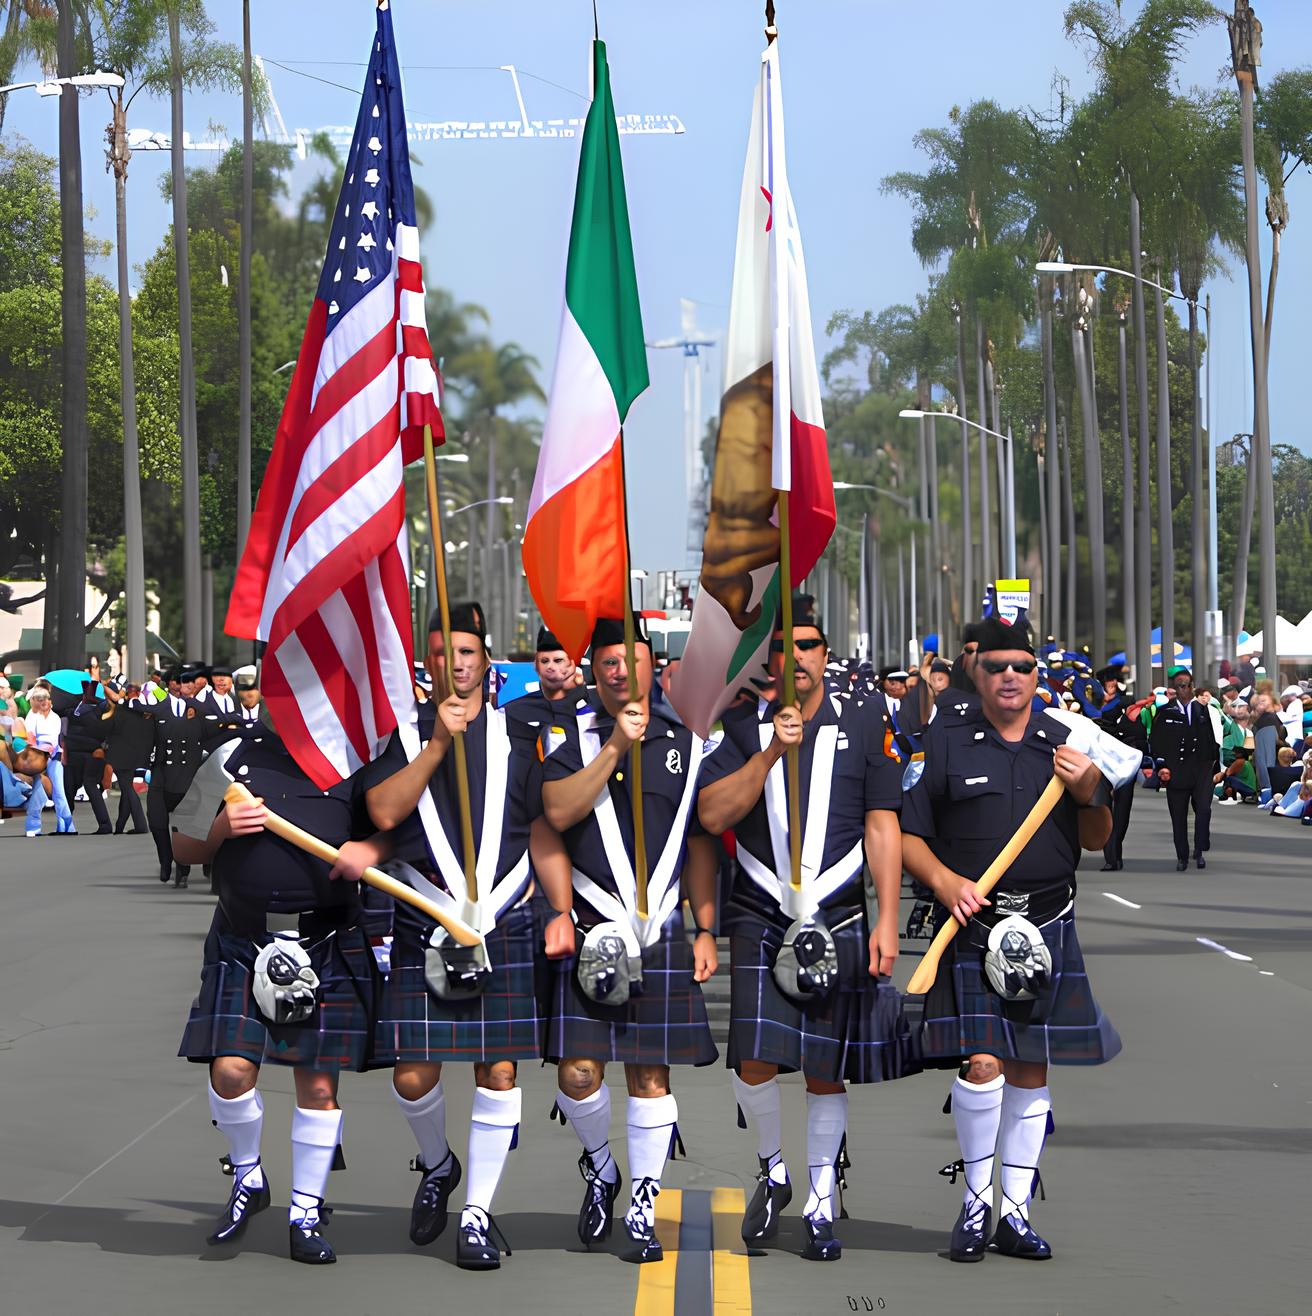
left=978, top=657, right=1037, bottom=676
left=769, top=637, right=825, bottom=653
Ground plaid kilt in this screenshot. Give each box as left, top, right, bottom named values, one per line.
left=916, top=907, right=1121, bottom=1066
left=375, top=898, right=547, bottom=1065
left=178, top=909, right=377, bottom=1072
left=546, top=911, right=718, bottom=1067
left=725, top=905, right=921, bottom=1085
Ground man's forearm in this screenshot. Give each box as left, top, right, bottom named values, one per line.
left=543, top=740, right=622, bottom=830
left=864, top=810, right=902, bottom=924
left=697, top=743, right=782, bottom=834
left=530, top=816, right=574, bottom=914
left=366, top=737, right=445, bottom=831
left=683, top=834, right=718, bottom=932
left=900, top=832, right=953, bottom=899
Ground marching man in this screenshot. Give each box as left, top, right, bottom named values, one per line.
left=900, top=617, right=1135, bottom=1263
left=539, top=616, right=720, bottom=1264
left=696, top=601, right=918, bottom=1261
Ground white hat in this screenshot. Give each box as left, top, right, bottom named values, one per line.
left=1281, top=685, right=1302, bottom=700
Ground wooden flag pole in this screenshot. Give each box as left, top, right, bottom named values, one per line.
left=423, top=424, right=479, bottom=903
left=618, top=426, right=649, bottom=919
left=777, top=490, right=804, bottom=892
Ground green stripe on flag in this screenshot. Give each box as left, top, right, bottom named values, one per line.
left=564, top=40, right=649, bottom=422
left=727, top=570, right=780, bottom=683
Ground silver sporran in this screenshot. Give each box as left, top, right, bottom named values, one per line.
left=771, top=913, right=840, bottom=1004
left=576, top=921, right=644, bottom=1006
left=252, top=934, right=320, bottom=1025
left=982, top=914, right=1053, bottom=1002
left=424, top=924, right=492, bottom=1000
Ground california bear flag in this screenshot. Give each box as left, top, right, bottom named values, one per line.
left=671, top=38, right=835, bottom=737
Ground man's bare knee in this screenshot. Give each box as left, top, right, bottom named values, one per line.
left=209, top=1055, right=259, bottom=1099
left=625, top=1064, right=670, bottom=1098
left=293, top=1068, right=338, bottom=1111
left=963, top=1054, right=1002, bottom=1085
left=737, top=1059, right=779, bottom=1086
left=392, top=1062, right=443, bottom=1103
left=803, top=1074, right=845, bottom=1096
left=475, top=1060, right=517, bottom=1091
left=558, top=1058, right=604, bottom=1101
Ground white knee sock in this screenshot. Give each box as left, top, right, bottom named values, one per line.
left=951, top=1074, right=1004, bottom=1211
left=556, top=1085, right=618, bottom=1184
left=732, top=1072, right=787, bottom=1184
left=290, top=1106, right=342, bottom=1227
left=626, top=1093, right=677, bottom=1229
left=997, top=1084, right=1051, bottom=1221
left=803, top=1091, right=848, bottom=1223
left=208, top=1083, right=265, bottom=1189
left=394, top=1080, right=449, bottom=1172
left=463, top=1086, right=521, bottom=1219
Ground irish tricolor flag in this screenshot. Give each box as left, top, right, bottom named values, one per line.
left=522, top=40, right=648, bottom=662
left=672, top=39, right=835, bottom=737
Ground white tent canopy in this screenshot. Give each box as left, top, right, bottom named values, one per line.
left=1236, top=615, right=1312, bottom=663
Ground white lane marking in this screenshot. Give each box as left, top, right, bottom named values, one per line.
left=1102, top=892, right=1142, bottom=909
left=33, top=1094, right=197, bottom=1222
left=1196, top=937, right=1254, bottom=962
left=1259, top=970, right=1275, bottom=976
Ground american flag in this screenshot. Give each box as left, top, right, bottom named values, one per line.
left=225, top=0, right=441, bottom=789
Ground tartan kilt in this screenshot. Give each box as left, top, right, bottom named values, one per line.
left=915, top=907, right=1121, bottom=1067
left=546, top=911, right=718, bottom=1067
left=375, top=897, right=547, bottom=1065
left=725, top=905, right=922, bottom=1085
left=178, top=909, right=377, bottom=1072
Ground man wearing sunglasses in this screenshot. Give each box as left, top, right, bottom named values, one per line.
left=901, top=617, right=1120, bottom=1264
left=1148, top=665, right=1221, bottom=871
left=697, top=601, right=916, bottom=1263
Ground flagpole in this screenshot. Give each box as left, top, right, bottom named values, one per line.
left=423, top=423, right=479, bottom=903
left=618, top=425, right=649, bottom=920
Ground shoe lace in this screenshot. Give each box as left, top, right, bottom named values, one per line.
left=626, top=1177, right=659, bottom=1233
left=412, top=1153, right=453, bottom=1210
left=578, top=1147, right=616, bottom=1197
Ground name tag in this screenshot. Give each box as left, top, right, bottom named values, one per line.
left=965, top=776, right=989, bottom=786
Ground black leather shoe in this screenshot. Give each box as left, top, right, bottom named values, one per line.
left=947, top=1199, right=991, bottom=1262
left=289, top=1210, right=336, bottom=1264
left=456, top=1207, right=511, bottom=1270
left=800, top=1214, right=842, bottom=1261
left=622, top=1179, right=663, bottom=1263
left=159, top=864, right=172, bottom=883
left=175, top=869, right=189, bottom=888
left=1175, top=860, right=1188, bottom=871
left=742, top=1157, right=792, bottom=1244
left=95, top=824, right=113, bottom=835
left=1099, top=861, right=1116, bottom=872
left=1195, top=856, right=1206, bottom=870
left=206, top=1163, right=270, bottom=1245
left=577, top=1150, right=622, bottom=1248
left=991, top=1212, right=1051, bottom=1260
left=409, top=1152, right=461, bottom=1246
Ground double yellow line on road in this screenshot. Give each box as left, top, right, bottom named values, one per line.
left=634, top=1187, right=752, bottom=1316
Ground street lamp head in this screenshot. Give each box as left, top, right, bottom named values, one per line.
left=435, top=452, right=470, bottom=463
left=898, top=409, right=926, bottom=420
left=73, top=71, right=126, bottom=90
left=1036, top=260, right=1075, bottom=274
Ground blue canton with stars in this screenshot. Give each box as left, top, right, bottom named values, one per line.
left=315, top=2, right=419, bottom=332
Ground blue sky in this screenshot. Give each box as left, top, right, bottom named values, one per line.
left=7, top=0, right=1311, bottom=574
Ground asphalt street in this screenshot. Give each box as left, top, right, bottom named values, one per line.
left=0, top=788, right=1306, bottom=1316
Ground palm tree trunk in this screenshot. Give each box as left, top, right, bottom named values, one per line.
left=1061, top=417, right=1076, bottom=650
left=1188, top=299, right=1207, bottom=685
left=975, top=315, right=992, bottom=591
left=1237, top=62, right=1278, bottom=675
left=1074, top=320, right=1106, bottom=663
left=1117, top=313, right=1136, bottom=669
left=1130, top=193, right=1153, bottom=685
left=1037, top=449, right=1049, bottom=629
left=169, top=4, right=203, bottom=657
left=1153, top=271, right=1175, bottom=674
left=237, top=0, right=253, bottom=559
left=917, top=406, right=931, bottom=649
left=1231, top=438, right=1256, bottom=641
left=55, top=0, right=88, bottom=668
left=1041, top=278, right=1060, bottom=640
left=110, top=97, right=146, bottom=682
left=955, top=310, right=973, bottom=616
left=926, top=413, right=944, bottom=644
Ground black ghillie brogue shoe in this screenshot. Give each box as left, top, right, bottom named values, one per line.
left=741, top=1156, right=792, bottom=1245
left=206, top=1161, right=270, bottom=1245
left=456, top=1207, right=512, bottom=1271
left=622, top=1179, right=663, bottom=1263
left=947, top=1198, right=991, bottom=1262
left=991, top=1212, right=1052, bottom=1260
left=288, top=1204, right=336, bottom=1265
left=577, top=1149, right=622, bottom=1248
left=800, top=1213, right=842, bottom=1261
left=408, top=1152, right=461, bottom=1246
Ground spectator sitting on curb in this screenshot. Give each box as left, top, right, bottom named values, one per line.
left=1215, top=737, right=1258, bottom=804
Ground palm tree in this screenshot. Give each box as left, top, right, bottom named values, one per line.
left=0, top=1, right=49, bottom=140
left=238, top=0, right=252, bottom=560
left=1072, top=279, right=1106, bottom=662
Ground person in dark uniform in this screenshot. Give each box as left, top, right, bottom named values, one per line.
left=233, top=669, right=264, bottom=727
left=145, top=665, right=210, bottom=887
left=173, top=712, right=387, bottom=1265
left=1148, top=665, right=1222, bottom=871
left=501, top=626, right=589, bottom=744
left=202, top=665, right=238, bottom=717
left=102, top=680, right=153, bottom=834
left=942, top=623, right=985, bottom=711
left=363, top=604, right=571, bottom=1271
left=1096, top=664, right=1147, bottom=871
left=63, top=680, right=113, bottom=834
left=696, top=603, right=918, bottom=1262
left=901, top=618, right=1125, bottom=1264
left=539, top=616, right=719, bottom=1264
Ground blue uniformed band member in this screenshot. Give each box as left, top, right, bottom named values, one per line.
left=1096, top=664, right=1147, bottom=871
left=173, top=703, right=388, bottom=1264
left=501, top=625, right=590, bottom=743
left=900, top=617, right=1123, bottom=1263
left=696, top=602, right=919, bottom=1262
left=539, top=616, right=719, bottom=1264
left=1148, top=665, right=1221, bottom=871
left=363, top=602, right=570, bottom=1270
left=145, top=664, right=210, bottom=887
